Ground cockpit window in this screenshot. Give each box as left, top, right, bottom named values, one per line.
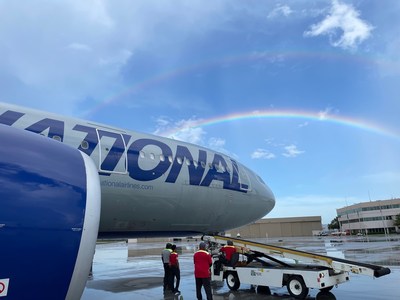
left=257, top=175, right=266, bottom=185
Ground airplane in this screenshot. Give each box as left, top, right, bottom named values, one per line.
left=0, top=102, right=275, bottom=299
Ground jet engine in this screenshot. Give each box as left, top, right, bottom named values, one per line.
left=0, top=125, right=101, bottom=299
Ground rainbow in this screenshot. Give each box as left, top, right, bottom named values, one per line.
left=79, top=51, right=398, bottom=140
left=159, top=110, right=400, bottom=141
left=81, top=50, right=393, bottom=118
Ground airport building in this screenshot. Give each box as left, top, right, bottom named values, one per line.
left=225, top=216, right=322, bottom=238
left=337, top=198, right=400, bottom=234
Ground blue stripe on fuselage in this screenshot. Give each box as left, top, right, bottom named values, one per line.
left=0, top=109, right=248, bottom=193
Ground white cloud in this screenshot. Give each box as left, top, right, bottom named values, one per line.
left=304, top=0, right=374, bottom=50
left=251, top=52, right=286, bottom=66
left=154, top=117, right=206, bottom=146
left=153, top=117, right=238, bottom=157
left=0, top=1, right=231, bottom=113
left=207, top=137, right=235, bottom=157
left=268, top=4, right=293, bottom=19
left=318, top=106, right=340, bottom=120
left=68, top=43, right=92, bottom=52
left=265, top=138, right=284, bottom=147
left=282, top=144, right=304, bottom=158
left=298, top=121, right=309, bottom=128
left=318, top=107, right=333, bottom=120
left=208, top=137, right=226, bottom=149
left=73, top=0, right=114, bottom=28
left=265, top=138, right=274, bottom=144
left=98, top=49, right=133, bottom=67
left=154, top=116, right=171, bottom=128
left=170, top=126, right=205, bottom=145
left=251, top=148, right=276, bottom=160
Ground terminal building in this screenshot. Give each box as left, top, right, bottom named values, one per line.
left=337, top=198, right=400, bottom=235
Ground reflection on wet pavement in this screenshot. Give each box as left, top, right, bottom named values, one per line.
left=82, top=235, right=400, bottom=300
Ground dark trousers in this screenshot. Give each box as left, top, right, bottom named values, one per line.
left=195, top=277, right=213, bottom=300
left=163, top=263, right=172, bottom=291
left=170, top=266, right=180, bottom=291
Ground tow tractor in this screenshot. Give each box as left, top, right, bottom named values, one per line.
left=205, top=235, right=391, bottom=299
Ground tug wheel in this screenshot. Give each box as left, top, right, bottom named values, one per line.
left=287, top=275, right=309, bottom=299
left=226, top=272, right=240, bottom=290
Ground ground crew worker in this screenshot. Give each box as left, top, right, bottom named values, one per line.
left=214, top=240, right=237, bottom=272
left=161, top=243, right=173, bottom=293
left=193, top=242, right=213, bottom=300
left=169, top=244, right=181, bottom=295
left=220, top=240, right=236, bottom=265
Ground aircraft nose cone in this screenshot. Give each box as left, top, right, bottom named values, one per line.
left=224, top=176, right=275, bottom=231
left=258, top=182, right=276, bottom=215
left=246, top=172, right=276, bottom=223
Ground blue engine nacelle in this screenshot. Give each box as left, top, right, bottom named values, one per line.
left=0, top=125, right=101, bottom=299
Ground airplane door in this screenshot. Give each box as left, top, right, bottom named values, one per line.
left=96, top=129, right=128, bottom=174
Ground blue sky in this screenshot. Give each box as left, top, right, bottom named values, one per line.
left=0, top=0, right=399, bottom=224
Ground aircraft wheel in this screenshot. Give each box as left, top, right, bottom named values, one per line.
left=226, top=272, right=240, bottom=290
left=287, top=275, right=309, bottom=299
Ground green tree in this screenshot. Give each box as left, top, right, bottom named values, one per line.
left=394, top=214, right=400, bottom=227
left=328, top=216, right=340, bottom=230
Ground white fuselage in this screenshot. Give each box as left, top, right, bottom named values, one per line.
left=0, top=102, right=275, bottom=237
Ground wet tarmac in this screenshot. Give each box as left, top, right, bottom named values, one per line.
left=82, top=236, right=400, bottom=299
